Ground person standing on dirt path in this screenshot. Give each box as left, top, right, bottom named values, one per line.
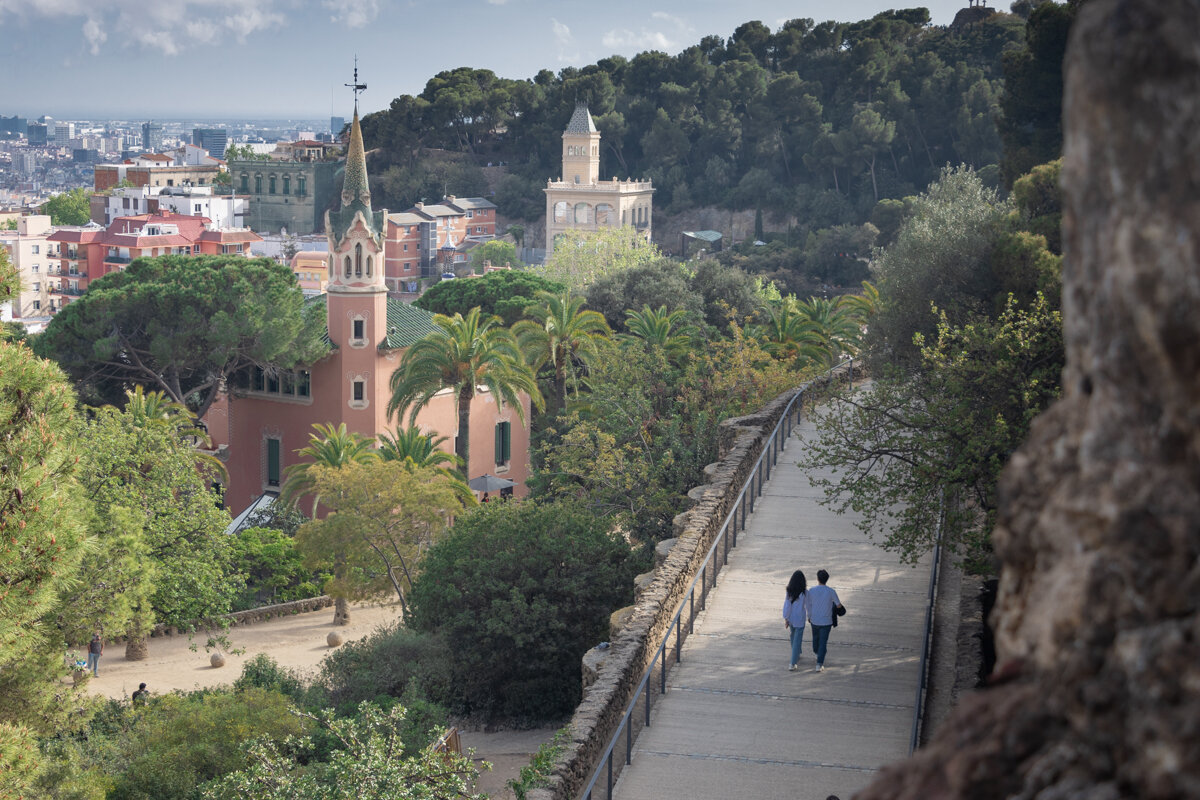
left=87, top=633, right=104, bottom=677
left=806, top=570, right=843, bottom=672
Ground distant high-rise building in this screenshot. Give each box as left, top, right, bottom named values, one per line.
left=0, top=115, right=26, bottom=139
left=27, top=123, right=48, bottom=147
left=330, top=116, right=345, bottom=137
left=142, top=121, right=164, bottom=151
left=54, top=122, right=75, bottom=147
left=16, top=152, right=37, bottom=177
left=192, top=127, right=227, bottom=159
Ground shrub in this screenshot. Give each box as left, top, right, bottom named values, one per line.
left=233, top=654, right=307, bottom=704
left=408, top=500, right=638, bottom=721
left=313, top=626, right=454, bottom=713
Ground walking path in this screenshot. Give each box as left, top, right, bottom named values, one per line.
left=612, top=414, right=933, bottom=800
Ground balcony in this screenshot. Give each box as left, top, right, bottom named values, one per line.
left=104, top=255, right=131, bottom=265
left=57, top=286, right=86, bottom=297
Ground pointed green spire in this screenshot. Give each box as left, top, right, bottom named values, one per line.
left=341, top=108, right=370, bottom=208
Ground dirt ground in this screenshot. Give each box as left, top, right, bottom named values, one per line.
left=79, top=601, right=556, bottom=798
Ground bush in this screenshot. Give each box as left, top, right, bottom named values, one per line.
left=233, top=654, right=307, bottom=704
left=408, top=500, right=638, bottom=722
left=314, top=626, right=454, bottom=713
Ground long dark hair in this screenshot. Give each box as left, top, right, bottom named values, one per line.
left=786, top=570, right=807, bottom=602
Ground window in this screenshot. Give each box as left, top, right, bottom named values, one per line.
left=297, top=176, right=306, bottom=195
left=495, top=421, right=511, bottom=465
left=33, top=300, right=41, bottom=310
left=255, top=175, right=262, bottom=193
left=31, top=264, right=38, bottom=273
left=554, top=201, right=568, bottom=222
left=266, top=439, right=281, bottom=487
left=353, top=380, right=365, bottom=402
left=575, top=203, right=590, bottom=224
left=193, top=244, right=201, bottom=253
left=344, top=255, right=351, bottom=278
left=466, top=210, right=473, bottom=218
left=241, top=174, right=249, bottom=191
left=283, top=176, right=290, bottom=195
left=403, top=243, right=408, bottom=252
left=296, top=370, right=311, bottom=397
left=194, top=204, right=202, bottom=214
left=353, top=319, right=365, bottom=340
left=355, top=243, right=362, bottom=277
left=31, top=245, right=39, bottom=254
left=269, top=176, right=276, bottom=194
left=597, top=204, right=613, bottom=224
left=32, top=282, right=40, bottom=291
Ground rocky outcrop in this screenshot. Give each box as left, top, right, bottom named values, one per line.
left=856, top=2, right=1200, bottom=797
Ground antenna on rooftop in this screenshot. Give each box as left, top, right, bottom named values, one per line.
left=345, top=56, right=367, bottom=112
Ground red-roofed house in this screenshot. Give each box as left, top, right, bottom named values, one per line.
left=46, top=211, right=261, bottom=308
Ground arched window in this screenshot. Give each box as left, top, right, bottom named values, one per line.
left=574, top=203, right=590, bottom=224
left=355, top=243, right=363, bottom=277
left=268, top=175, right=276, bottom=194
left=366, top=255, right=373, bottom=277
left=344, top=255, right=351, bottom=278
left=240, top=173, right=248, bottom=192
left=554, top=201, right=568, bottom=222
left=596, top=204, right=612, bottom=225
left=254, top=174, right=262, bottom=194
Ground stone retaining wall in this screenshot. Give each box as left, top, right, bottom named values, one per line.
left=110, top=596, right=335, bottom=644
left=531, top=365, right=850, bottom=800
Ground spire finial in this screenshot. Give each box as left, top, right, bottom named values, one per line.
left=345, top=56, right=367, bottom=112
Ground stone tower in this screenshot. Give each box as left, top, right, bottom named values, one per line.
left=544, top=102, right=654, bottom=256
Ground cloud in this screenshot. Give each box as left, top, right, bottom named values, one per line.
left=551, top=18, right=578, bottom=63
left=0, top=0, right=286, bottom=55
left=322, top=0, right=380, bottom=28
left=486, top=0, right=507, bottom=4
left=81, top=17, right=106, bottom=55
left=601, top=11, right=696, bottom=54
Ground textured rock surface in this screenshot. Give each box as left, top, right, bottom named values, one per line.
left=856, top=2, right=1200, bottom=797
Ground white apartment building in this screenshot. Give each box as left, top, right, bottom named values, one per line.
left=0, top=215, right=58, bottom=325
left=95, top=185, right=247, bottom=229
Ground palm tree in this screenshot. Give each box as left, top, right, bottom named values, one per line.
left=279, top=422, right=378, bottom=514
left=512, top=291, right=611, bottom=402
left=120, top=385, right=227, bottom=481
left=377, top=425, right=474, bottom=505
left=279, top=422, right=379, bottom=626
left=794, top=296, right=863, bottom=363
left=388, top=307, right=543, bottom=474
left=377, top=426, right=459, bottom=471
left=621, top=305, right=697, bottom=362
left=754, top=296, right=827, bottom=365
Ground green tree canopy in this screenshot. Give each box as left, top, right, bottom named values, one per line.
left=39, top=187, right=91, bottom=225
left=468, top=240, right=524, bottom=273
left=413, top=269, right=562, bottom=326
left=35, top=255, right=330, bottom=417
left=512, top=290, right=611, bottom=403
left=408, top=500, right=638, bottom=720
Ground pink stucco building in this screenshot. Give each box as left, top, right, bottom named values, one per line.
left=209, top=107, right=530, bottom=516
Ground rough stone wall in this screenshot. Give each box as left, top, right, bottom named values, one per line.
left=530, top=366, right=851, bottom=800
left=109, top=596, right=335, bottom=644
left=856, top=2, right=1200, bottom=797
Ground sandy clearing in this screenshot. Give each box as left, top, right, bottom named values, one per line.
left=81, top=600, right=402, bottom=700
left=76, top=600, right=557, bottom=798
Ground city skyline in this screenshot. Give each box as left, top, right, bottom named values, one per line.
left=2, top=0, right=975, bottom=119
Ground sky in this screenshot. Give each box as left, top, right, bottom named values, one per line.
left=1, top=0, right=977, bottom=121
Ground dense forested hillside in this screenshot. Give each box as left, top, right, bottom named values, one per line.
left=359, top=7, right=1046, bottom=225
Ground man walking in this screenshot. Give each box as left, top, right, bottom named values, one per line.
left=806, top=570, right=843, bottom=672
left=87, top=633, right=104, bottom=678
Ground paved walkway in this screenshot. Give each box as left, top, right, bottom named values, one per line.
left=612, top=414, right=933, bottom=800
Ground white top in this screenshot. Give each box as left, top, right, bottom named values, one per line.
left=782, top=592, right=807, bottom=628
left=806, top=584, right=841, bottom=626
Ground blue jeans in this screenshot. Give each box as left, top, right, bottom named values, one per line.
left=789, top=624, right=805, bottom=666
left=87, top=652, right=100, bottom=677
left=811, top=624, right=832, bottom=666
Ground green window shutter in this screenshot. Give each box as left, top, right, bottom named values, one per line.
left=267, top=439, right=281, bottom=487
left=495, top=423, right=504, bottom=464
left=502, top=421, right=511, bottom=463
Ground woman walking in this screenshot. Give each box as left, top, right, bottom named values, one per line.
left=782, top=570, right=808, bottom=671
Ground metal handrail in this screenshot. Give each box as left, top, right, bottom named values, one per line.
left=581, top=358, right=853, bottom=800
left=909, top=496, right=945, bottom=754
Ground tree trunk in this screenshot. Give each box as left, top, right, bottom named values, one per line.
left=457, top=387, right=472, bottom=475
left=333, top=595, right=350, bottom=626
left=125, top=637, right=148, bottom=661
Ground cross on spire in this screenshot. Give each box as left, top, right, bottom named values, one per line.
left=345, top=56, right=367, bottom=111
